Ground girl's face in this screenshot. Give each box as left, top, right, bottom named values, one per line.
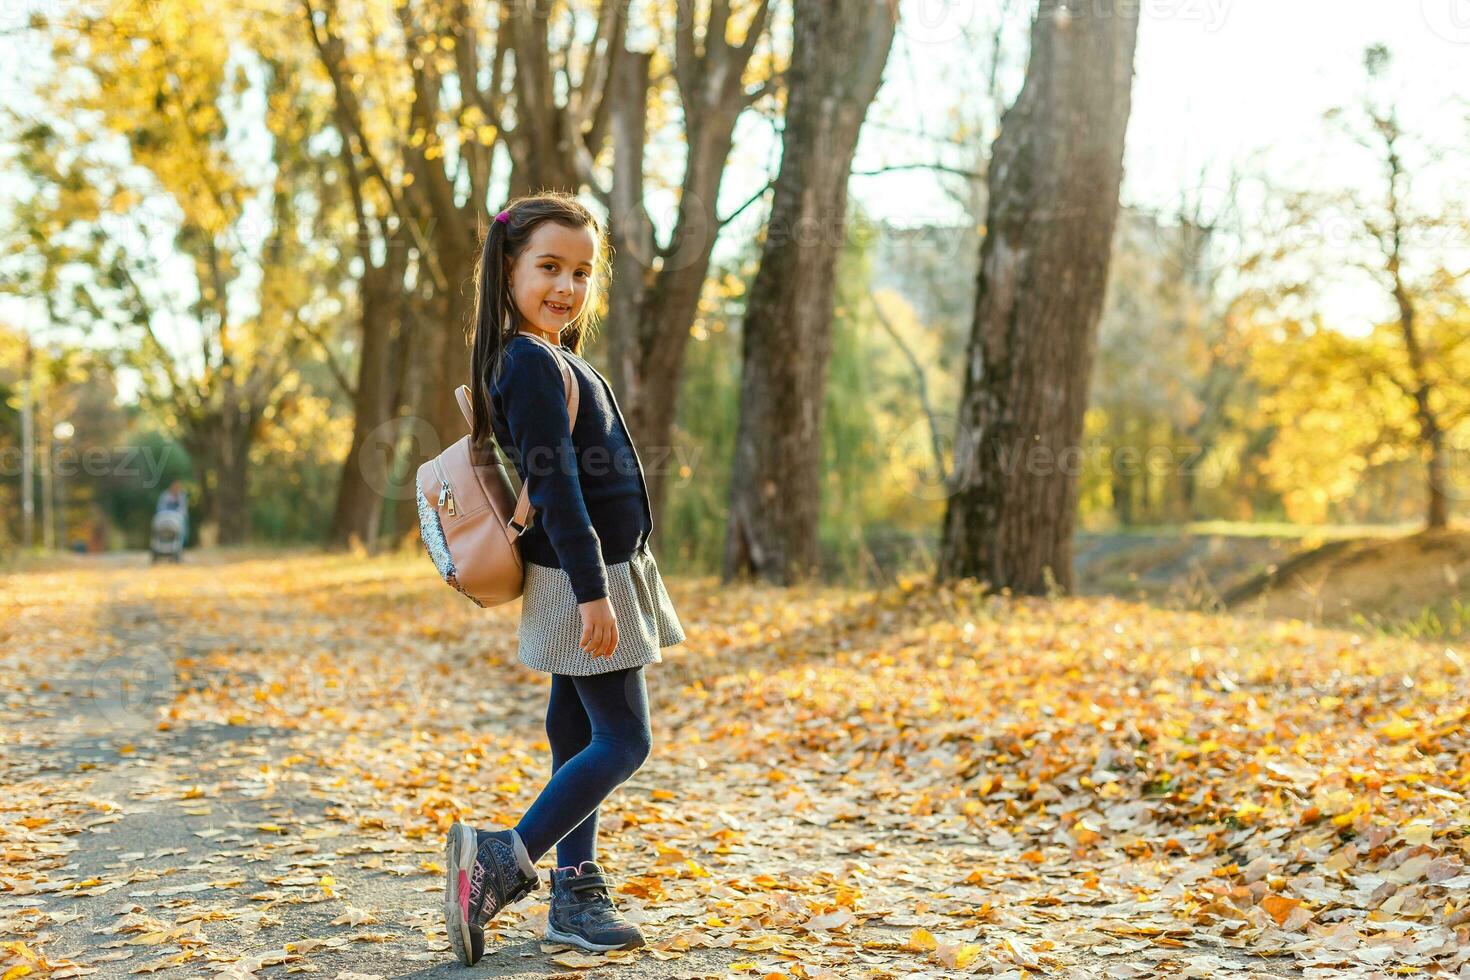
left=506, top=221, right=598, bottom=338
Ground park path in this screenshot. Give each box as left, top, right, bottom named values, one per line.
left=5, top=550, right=1466, bottom=979
left=0, top=554, right=945, bottom=979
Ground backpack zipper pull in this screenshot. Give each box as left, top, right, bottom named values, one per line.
left=432, top=457, right=458, bottom=515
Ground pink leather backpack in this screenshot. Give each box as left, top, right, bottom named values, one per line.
left=415, top=333, right=579, bottom=606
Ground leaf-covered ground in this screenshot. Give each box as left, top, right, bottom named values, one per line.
left=2, top=551, right=1468, bottom=979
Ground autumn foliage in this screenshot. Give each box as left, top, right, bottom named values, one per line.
left=3, top=554, right=1468, bottom=976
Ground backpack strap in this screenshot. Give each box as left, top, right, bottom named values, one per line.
left=461, top=332, right=579, bottom=538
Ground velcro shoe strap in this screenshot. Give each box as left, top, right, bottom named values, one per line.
left=509, top=875, right=538, bottom=904
left=569, top=872, right=613, bottom=893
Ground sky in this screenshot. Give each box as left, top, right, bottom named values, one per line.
left=834, top=0, right=1470, bottom=334
left=1125, top=0, right=1468, bottom=206
left=3, top=0, right=1468, bottom=382
left=839, top=0, right=1470, bottom=222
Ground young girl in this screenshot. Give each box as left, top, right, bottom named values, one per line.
left=443, top=192, right=687, bottom=966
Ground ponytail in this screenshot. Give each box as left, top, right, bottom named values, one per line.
left=468, top=211, right=514, bottom=447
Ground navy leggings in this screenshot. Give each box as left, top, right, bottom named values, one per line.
left=513, top=666, right=652, bottom=868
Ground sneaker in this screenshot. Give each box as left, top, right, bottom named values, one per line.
left=544, top=861, right=647, bottom=952
left=443, top=823, right=541, bottom=965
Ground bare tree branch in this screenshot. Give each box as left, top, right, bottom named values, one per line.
left=301, top=0, right=448, bottom=291
left=673, top=0, right=699, bottom=113
left=870, top=289, right=949, bottom=483
left=852, top=161, right=987, bottom=181
left=718, top=179, right=774, bottom=229
left=302, top=318, right=357, bottom=404
left=742, top=67, right=785, bottom=109
left=736, top=0, right=773, bottom=59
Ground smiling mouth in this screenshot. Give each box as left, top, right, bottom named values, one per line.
left=545, top=302, right=571, bottom=314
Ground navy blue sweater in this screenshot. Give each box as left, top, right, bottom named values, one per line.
left=486, top=334, right=654, bottom=604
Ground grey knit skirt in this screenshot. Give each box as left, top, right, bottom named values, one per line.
left=518, top=542, right=686, bottom=675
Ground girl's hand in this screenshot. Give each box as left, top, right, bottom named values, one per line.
left=577, top=596, right=619, bottom=658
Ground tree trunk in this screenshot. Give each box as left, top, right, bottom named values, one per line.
left=1111, top=418, right=1133, bottom=526
left=391, top=282, right=464, bottom=543
left=1113, top=466, right=1134, bottom=526
left=179, top=421, right=216, bottom=547
left=214, top=439, right=252, bottom=546
left=380, top=291, right=419, bottom=544
left=937, top=0, right=1140, bottom=595
left=1359, top=86, right=1451, bottom=529
left=502, top=0, right=585, bottom=196
left=721, top=0, right=897, bottom=585
left=604, top=47, right=720, bottom=528
left=1393, top=283, right=1451, bottom=530
left=178, top=398, right=255, bottom=548
left=1181, top=455, right=1199, bottom=520
left=1425, top=426, right=1450, bottom=529
left=329, top=234, right=409, bottom=552
left=607, top=47, right=654, bottom=444
left=610, top=132, right=741, bottom=531
left=214, top=396, right=256, bottom=546
left=631, top=215, right=733, bottom=527
left=604, top=1, right=777, bottom=532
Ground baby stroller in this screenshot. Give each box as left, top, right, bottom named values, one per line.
left=150, top=509, right=186, bottom=563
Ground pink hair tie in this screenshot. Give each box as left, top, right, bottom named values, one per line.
left=494, top=210, right=510, bottom=224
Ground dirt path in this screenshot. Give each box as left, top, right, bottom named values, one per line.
left=4, top=568, right=757, bottom=977
left=6, top=551, right=1464, bottom=979
left=4, top=557, right=953, bottom=978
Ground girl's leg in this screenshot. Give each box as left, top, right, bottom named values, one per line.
left=514, top=666, right=652, bottom=865
left=544, top=673, right=598, bottom=868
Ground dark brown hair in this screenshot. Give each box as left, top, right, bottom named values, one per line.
left=467, top=190, right=610, bottom=447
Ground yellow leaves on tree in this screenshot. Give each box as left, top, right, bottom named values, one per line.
left=1251, top=311, right=1470, bottom=524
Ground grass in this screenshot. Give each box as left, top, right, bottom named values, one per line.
left=1353, top=596, right=1470, bottom=642
left=1078, top=519, right=1429, bottom=540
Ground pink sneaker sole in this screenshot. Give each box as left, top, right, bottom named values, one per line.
left=443, top=822, right=477, bottom=965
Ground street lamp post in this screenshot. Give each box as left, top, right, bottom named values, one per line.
left=53, top=421, right=75, bottom=551
left=20, top=335, right=36, bottom=549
